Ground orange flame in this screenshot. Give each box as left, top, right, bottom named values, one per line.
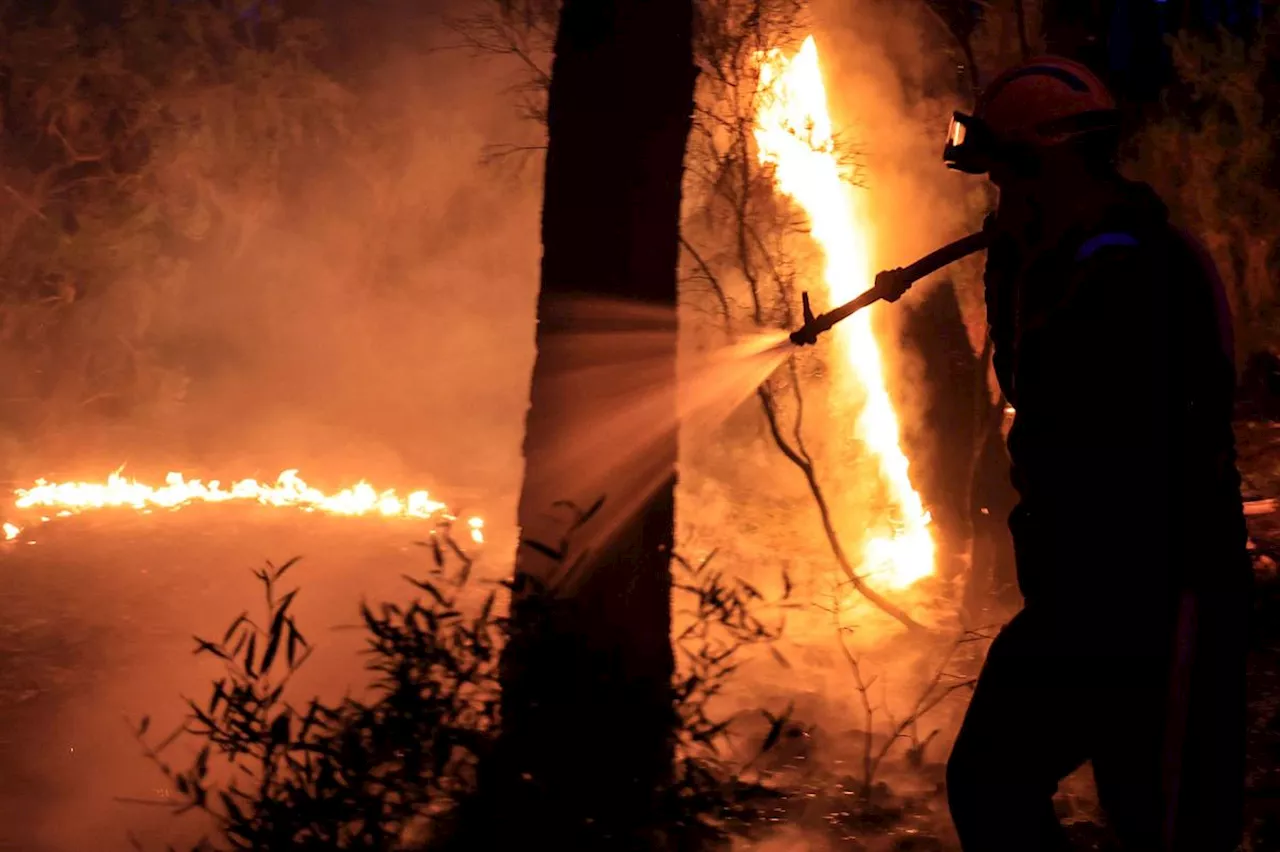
left=754, top=36, right=934, bottom=589
left=2, top=469, right=484, bottom=545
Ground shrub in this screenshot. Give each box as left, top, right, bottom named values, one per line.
left=134, top=528, right=793, bottom=850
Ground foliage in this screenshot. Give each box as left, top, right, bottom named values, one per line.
left=135, top=527, right=797, bottom=850
left=0, top=1, right=347, bottom=425
left=136, top=538, right=499, bottom=850
left=666, top=550, right=795, bottom=843
left=1126, top=20, right=1280, bottom=362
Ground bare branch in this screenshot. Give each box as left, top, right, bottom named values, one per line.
left=681, top=236, right=734, bottom=335
left=836, top=624, right=979, bottom=792
left=920, top=1, right=984, bottom=94
left=842, top=646, right=877, bottom=791
left=446, top=1, right=556, bottom=126
left=1013, top=0, right=1031, bottom=61
left=756, top=382, right=927, bottom=632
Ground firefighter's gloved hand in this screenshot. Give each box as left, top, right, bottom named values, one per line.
left=875, top=268, right=912, bottom=302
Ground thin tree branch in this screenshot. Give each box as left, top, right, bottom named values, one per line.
left=681, top=235, right=734, bottom=335
left=921, top=3, right=983, bottom=95
left=837, top=626, right=977, bottom=791
left=842, top=646, right=876, bottom=791
left=756, top=383, right=927, bottom=633
left=1013, top=0, right=1031, bottom=61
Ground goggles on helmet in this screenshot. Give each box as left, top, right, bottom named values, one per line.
left=942, top=112, right=1000, bottom=175
left=943, top=108, right=1123, bottom=175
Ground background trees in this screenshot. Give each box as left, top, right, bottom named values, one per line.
left=0, top=2, right=347, bottom=433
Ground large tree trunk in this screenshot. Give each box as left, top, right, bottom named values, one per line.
left=485, top=0, right=696, bottom=847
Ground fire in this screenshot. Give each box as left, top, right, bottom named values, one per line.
left=753, top=36, right=934, bottom=589
left=1, top=469, right=484, bottom=545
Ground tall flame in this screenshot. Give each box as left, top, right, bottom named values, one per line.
left=753, top=36, right=933, bottom=589
left=1, top=469, right=484, bottom=545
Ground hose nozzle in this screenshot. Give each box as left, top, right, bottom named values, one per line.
left=789, top=293, right=819, bottom=346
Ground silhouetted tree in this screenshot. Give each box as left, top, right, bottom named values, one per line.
left=491, top=0, right=698, bottom=846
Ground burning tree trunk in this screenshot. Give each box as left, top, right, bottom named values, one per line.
left=912, top=0, right=1028, bottom=617
left=483, top=0, right=697, bottom=846
left=899, top=279, right=980, bottom=581
left=898, top=278, right=1019, bottom=616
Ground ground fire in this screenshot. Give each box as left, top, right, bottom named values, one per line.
left=754, top=35, right=934, bottom=590
left=0, top=469, right=484, bottom=545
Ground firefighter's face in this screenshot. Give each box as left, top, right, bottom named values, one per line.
left=988, top=160, right=1021, bottom=191
left=988, top=141, right=1058, bottom=198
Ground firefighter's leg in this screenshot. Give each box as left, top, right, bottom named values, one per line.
left=1090, top=688, right=1165, bottom=852
left=1096, top=583, right=1249, bottom=852
left=947, top=607, right=1089, bottom=851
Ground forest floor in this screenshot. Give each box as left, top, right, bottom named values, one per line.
left=2, top=421, right=1280, bottom=851
left=1230, top=419, right=1280, bottom=851
left=749, top=417, right=1280, bottom=852
left=0, top=513, right=460, bottom=851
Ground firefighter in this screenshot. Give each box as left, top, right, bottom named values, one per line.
left=941, top=57, right=1252, bottom=851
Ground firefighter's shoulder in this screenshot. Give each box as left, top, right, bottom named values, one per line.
left=1072, top=230, right=1142, bottom=264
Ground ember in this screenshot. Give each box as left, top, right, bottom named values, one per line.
left=1, top=469, right=484, bottom=544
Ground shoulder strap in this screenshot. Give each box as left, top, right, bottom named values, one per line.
left=1074, top=230, right=1140, bottom=263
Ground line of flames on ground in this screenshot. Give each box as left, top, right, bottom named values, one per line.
left=0, top=469, right=485, bottom=545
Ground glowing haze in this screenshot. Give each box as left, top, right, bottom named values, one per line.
left=2, top=470, right=484, bottom=545
left=753, top=36, right=934, bottom=589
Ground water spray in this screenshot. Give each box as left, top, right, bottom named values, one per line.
left=789, top=230, right=991, bottom=346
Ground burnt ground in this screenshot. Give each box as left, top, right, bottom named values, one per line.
left=2, top=424, right=1280, bottom=851
left=0, top=510, right=505, bottom=852
left=1234, top=420, right=1280, bottom=849
left=747, top=420, right=1280, bottom=852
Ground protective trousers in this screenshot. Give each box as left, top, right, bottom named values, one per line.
left=946, top=602, right=1171, bottom=851
left=947, top=575, right=1248, bottom=852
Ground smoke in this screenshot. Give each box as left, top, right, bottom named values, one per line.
left=516, top=295, right=792, bottom=592
left=0, top=4, right=542, bottom=526
left=1, top=5, right=544, bottom=849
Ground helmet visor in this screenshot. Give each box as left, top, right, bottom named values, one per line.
left=942, top=112, right=995, bottom=174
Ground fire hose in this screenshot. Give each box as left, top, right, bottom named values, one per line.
left=789, top=229, right=992, bottom=346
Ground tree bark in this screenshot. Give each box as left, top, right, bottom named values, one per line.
left=485, top=0, right=697, bottom=847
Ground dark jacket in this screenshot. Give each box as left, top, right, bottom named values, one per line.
left=986, top=177, right=1251, bottom=849
left=984, top=178, right=1248, bottom=613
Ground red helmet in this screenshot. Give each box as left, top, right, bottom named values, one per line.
left=944, top=56, right=1120, bottom=174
